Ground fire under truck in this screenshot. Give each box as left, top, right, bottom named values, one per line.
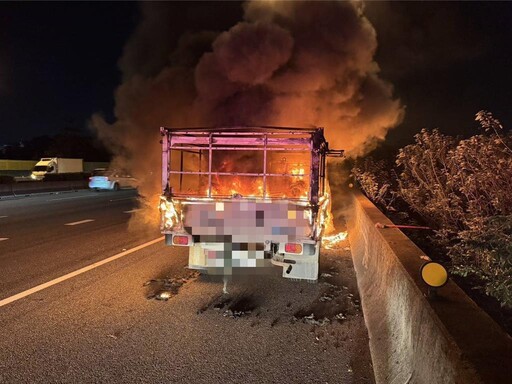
left=159, top=126, right=343, bottom=281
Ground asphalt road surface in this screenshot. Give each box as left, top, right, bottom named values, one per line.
left=0, top=189, right=374, bottom=383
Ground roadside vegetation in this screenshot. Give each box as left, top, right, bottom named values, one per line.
left=352, top=111, right=512, bottom=311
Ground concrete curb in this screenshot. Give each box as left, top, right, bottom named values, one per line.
left=0, top=181, right=88, bottom=198
left=347, top=192, right=512, bottom=384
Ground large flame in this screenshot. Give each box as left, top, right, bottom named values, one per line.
left=205, top=162, right=309, bottom=199
left=93, top=1, right=404, bottom=235
left=159, top=196, right=179, bottom=231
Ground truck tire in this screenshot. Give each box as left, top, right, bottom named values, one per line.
left=113, top=183, right=120, bottom=191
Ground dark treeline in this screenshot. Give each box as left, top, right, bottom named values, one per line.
left=1, top=130, right=111, bottom=161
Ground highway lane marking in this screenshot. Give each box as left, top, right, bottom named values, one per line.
left=0, top=238, right=8, bottom=241
left=0, top=216, right=7, bottom=219
left=0, top=236, right=164, bottom=308
left=124, top=209, right=140, bottom=213
left=65, top=219, right=95, bottom=226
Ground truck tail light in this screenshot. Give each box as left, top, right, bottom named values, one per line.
left=172, top=235, right=190, bottom=246
left=285, top=243, right=303, bottom=254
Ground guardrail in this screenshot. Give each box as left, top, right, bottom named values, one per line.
left=0, top=180, right=88, bottom=197
left=347, top=191, right=512, bottom=384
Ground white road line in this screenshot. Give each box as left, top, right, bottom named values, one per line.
left=0, top=238, right=8, bottom=241
left=64, top=219, right=95, bottom=226
left=123, top=209, right=140, bottom=213
left=0, top=237, right=163, bottom=308
left=0, top=216, right=7, bottom=219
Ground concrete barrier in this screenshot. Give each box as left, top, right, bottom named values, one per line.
left=0, top=159, right=108, bottom=173
left=347, top=192, right=512, bottom=384
left=0, top=180, right=88, bottom=197
left=0, top=159, right=38, bottom=172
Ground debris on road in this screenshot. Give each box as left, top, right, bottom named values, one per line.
left=144, top=270, right=199, bottom=301
left=292, top=256, right=363, bottom=328
left=200, top=292, right=257, bottom=319
left=154, top=290, right=172, bottom=301
left=223, top=309, right=251, bottom=318
left=301, top=313, right=331, bottom=326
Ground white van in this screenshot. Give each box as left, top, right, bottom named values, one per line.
left=31, top=158, right=83, bottom=180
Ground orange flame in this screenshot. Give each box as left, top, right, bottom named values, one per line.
left=207, top=161, right=309, bottom=199
left=322, top=231, right=348, bottom=249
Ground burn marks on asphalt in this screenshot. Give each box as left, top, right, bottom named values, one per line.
left=195, top=250, right=362, bottom=330
left=293, top=253, right=362, bottom=326
left=198, top=292, right=258, bottom=318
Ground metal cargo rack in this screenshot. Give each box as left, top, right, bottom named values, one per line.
left=160, top=126, right=343, bottom=204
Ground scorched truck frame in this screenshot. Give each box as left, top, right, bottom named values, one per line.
left=159, top=126, right=343, bottom=281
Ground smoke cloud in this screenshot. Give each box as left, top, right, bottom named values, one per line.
left=92, top=1, right=403, bottom=227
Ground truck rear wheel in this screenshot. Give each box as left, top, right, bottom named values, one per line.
left=113, top=183, right=120, bottom=191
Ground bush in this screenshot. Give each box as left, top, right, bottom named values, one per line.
left=396, top=128, right=463, bottom=237
left=352, top=157, right=399, bottom=212
left=451, top=134, right=512, bottom=220
left=353, top=111, right=512, bottom=308
left=449, top=215, right=512, bottom=307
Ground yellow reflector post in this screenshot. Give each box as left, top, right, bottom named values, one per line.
left=420, top=261, right=448, bottom=288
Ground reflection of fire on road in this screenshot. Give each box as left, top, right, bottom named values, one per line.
left=322, top=231, right=348, bottom=250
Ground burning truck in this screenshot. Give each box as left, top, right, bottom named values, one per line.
left=159, top=126, right=343, bottom=281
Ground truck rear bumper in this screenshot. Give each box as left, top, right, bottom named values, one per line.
left=164, top=234, right=319, bottom=281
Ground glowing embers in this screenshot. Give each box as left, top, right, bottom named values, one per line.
left=159, top=195, right=180, bottom=231
left=204, top=158, right=310, bottom=199
left=210, top=176, right=265, bottom=198
left=209, top=175, right=309, bottom=200
left=322, top=231, right=348, bottom=249
left=290, top=165, right=306, bottom=179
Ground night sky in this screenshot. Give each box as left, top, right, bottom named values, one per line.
left=0, top=2, right=137, bottom=144
left=1, top=1, right=511, bottom=154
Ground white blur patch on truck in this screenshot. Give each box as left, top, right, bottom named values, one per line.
left=31, top=157, right=83, bottom=180
left=159, top=126, right=343, bottom=282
